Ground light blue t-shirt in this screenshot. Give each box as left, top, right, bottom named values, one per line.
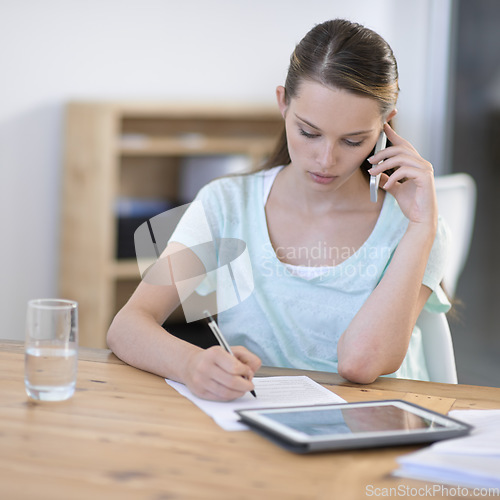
left=169, top=168, right=451, bottom=381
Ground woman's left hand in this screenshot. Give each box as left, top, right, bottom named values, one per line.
left=368, top=123, right=437, bottom=228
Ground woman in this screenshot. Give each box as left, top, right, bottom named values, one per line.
left=107, top=19, right=450, bottom=400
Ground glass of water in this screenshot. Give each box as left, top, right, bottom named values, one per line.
left=25, top=299, right=78, bottom=401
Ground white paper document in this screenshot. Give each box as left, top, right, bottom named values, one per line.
left=394, top=409, right=500, bottom=489
left=166, top=375, right=345, bottom=431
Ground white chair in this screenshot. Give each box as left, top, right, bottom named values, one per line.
left=418, top=310, right=458, bottom=383
left=434, top=173, right=477, bottom=298
left=417, top=173, right=476, bottom=384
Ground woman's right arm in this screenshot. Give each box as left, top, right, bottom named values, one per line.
left=106, top=243, right=261, bottom=400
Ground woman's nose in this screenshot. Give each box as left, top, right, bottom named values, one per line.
left=317, top=141, right=337, bottom=168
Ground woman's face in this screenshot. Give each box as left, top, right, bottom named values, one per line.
left=277, top=80, right=385, bottom=191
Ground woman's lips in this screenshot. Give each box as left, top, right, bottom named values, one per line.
left=308, top=171, right=337, bottom=185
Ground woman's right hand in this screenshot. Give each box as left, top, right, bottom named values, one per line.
left=184, top=345, right=262, bottom=401
left=368, top=122, right=437, bottom=230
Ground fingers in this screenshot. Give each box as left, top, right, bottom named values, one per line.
left=369, top=153, right=433, bottom=177
left=210, top=346, right=256, bottom=379
left=187, top=346, right=260, bottom=401
left=382, top=122, right=412, bottom=148
left=368, top=123, right=417, bottom=165
left=365, top=124, right=437, bottom=225
left=232, top=345, right=262, bottom=373
left=382, top=165, right=433, bottom=191
left=196, top=370, right=255, bottom=401
left=193, top=378, right=251, bottom=402
left=368, top=123, right=433, bottom=179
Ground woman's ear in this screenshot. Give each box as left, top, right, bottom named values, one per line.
left=385, top=108, right=398, bottom=123
left=276, top=86, right=288, bottom=118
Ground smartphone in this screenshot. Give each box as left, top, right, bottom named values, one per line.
left=370, top=131, right=387, bottom=203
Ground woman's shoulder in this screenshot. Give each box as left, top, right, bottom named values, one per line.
left=204, top=170, right=263, bottom=190
left=377, top=192, right=449, bottom=247
left=197, top=169, right=269, bottom=203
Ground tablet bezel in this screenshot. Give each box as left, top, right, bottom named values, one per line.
left=237, top=400, right=473, bottom=453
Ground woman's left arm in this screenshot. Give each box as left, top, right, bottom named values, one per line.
left=337, top=122, right=438, bottom=384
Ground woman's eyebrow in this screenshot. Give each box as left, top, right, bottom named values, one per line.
left=295, top=113, right=322, bottom=131
left=294, top=113, right=373, bottom=136
left=344, top=129, right=374, bottom=137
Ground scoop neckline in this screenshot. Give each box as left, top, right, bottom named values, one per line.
left=257, top=168, right=390, bottom=281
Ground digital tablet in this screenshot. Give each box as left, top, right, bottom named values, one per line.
left=237, top=400, right=473, bottom=454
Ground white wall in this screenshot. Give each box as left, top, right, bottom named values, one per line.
left=0, top=0, right=452, bottom=340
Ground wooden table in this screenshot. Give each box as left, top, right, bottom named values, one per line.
left=2, top=339, right=500, bottom=500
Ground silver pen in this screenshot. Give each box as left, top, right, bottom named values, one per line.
left=203, top=310, right=257, bottom=398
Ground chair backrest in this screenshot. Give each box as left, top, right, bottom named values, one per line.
left=417, top=309, right=458, bottom=384
left=415, top=173, right=476, bottom=384
left=434, top=173, right=477, bottom=298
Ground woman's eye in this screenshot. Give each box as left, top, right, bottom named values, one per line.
left=345, top=139, right=363, bottom=147
left=299, top=129, right=320, bottom=139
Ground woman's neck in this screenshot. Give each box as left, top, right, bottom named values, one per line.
left=273, top=165, right=382, bottom=215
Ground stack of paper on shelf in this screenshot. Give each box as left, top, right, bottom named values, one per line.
left=394, top=409, right=500, bottom=489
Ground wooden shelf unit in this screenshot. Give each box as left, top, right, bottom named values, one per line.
left=59, top=102, right=282, bottom=348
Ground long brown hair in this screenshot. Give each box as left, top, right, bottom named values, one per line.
left=262, top=19, right=399, bottom=171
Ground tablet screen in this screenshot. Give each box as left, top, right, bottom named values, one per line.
left=239, top=400, right=468, bottom=445
left=262, top=403, right=437, bottom=437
